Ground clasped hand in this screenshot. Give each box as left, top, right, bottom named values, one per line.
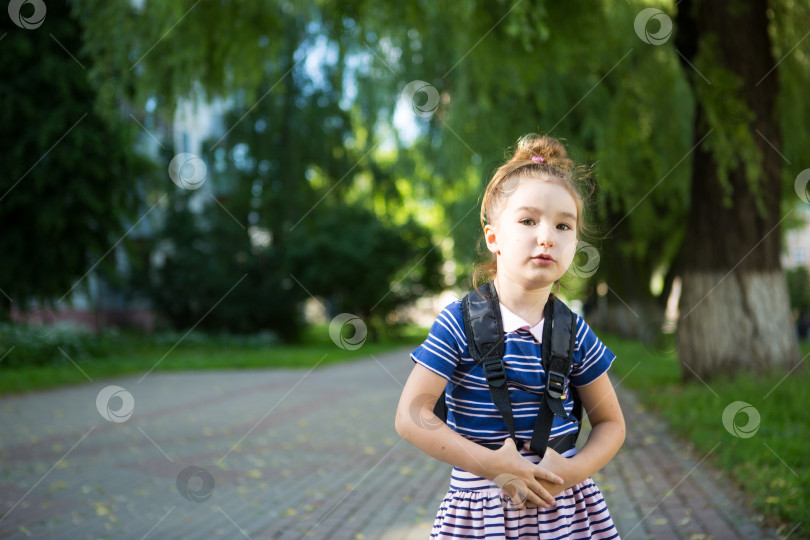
left=489, top=438, right=571, bottom=510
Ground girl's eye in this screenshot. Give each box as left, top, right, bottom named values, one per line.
left=520, top=218, right=535, bottom=226
left=557, top=223, right=572, bottom=231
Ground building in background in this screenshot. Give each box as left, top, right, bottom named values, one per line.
left=782, top=205, right=810, bottom=274
left=782, top=204, right=810, bottom=340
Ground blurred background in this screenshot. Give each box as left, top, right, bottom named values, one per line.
left=2, top=0, right=808, bottom=353
left=2, top=0, right=810, bottom=536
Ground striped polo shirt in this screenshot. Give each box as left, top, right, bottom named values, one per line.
left=412, top=299, right=615, bottom=449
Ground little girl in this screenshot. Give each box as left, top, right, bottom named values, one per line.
left=396, top=134, right=625, bottom=539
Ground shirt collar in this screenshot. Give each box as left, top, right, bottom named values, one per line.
left=499, top=303, right=544, bottom=342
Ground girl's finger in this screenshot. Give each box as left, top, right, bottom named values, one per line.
left=524, top=493, right=549, bottom=509
left=520, top=489, right=545, bottom=510
left=533, top=466, right=564, bottom=485
left=526, top=480, right=556, bottom=508
left=538, top=488, right=556, bottom=508
left=500, top=437, right=519, bottom=453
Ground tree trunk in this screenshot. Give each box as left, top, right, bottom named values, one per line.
left=675, top=0, right=799, bottom=380
left=589, top=197, right=666, bottom=342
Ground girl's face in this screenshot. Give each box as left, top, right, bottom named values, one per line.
left=484, top=178, right=578, bottom=290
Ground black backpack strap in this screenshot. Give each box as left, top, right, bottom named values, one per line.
left=431, top=283, right=520, bottom=446
left=433, top=390, right=449, bottom=422
left=529, top=296, right=579, bottom=457
left=431, top=283, right=509, bottom=431
left=461, top=282, right=521, bottom=447
left=432, top=285, right=581, bottom=456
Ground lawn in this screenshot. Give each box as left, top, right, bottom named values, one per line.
left=0, top=324, right=426, bottom=395
left=603, top=334, right=809, bottom=537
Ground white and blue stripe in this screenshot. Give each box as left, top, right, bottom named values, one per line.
left=432, top=452, right=620, bottom=539
left=412, top=300, right=620, bottom=539
left=412, top=300, right=616, bottom=447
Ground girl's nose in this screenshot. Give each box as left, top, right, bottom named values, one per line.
left=537, top=225, right=554, bottom=247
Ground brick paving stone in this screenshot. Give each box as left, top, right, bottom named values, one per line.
left=0, top=347, right=789, bottom=539
left=595, top=453, right=646, bottom=540
left=603, top=386, right=782, bottom=540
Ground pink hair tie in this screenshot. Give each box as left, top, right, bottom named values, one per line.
left=531, top=156, right=545, bottom=163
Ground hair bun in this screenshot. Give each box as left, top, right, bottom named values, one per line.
left=512, top=134, right=573, bottom=172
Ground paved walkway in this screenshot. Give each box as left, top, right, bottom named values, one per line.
left=0, top=347, right=783, bottom=539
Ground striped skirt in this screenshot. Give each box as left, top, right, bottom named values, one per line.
left=430, top=453, right=619, bottom=539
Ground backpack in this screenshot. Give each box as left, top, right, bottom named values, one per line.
left=432, top=281, right=582, bottom=457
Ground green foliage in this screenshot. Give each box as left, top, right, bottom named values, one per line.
left=143, top=191, right=305, bottom=339
left=0, top=329, right=421, bottom=395
left=355, top=0, right=697, bottom=304
left=592, top=7, right=693, bottom=300
left=51, top=0, right=810, bottom=342
left=692, top=40, right=764, bottom=210
left=0, top=322, right=113, bottom=368
left=71, top=1, right=291, bottom=116
left=607, top=336, right=810, bottom=535
left=286, top=203, right=443, bottom=335
left=0, top=322, right=279, bottom=369
left=0, top=1, right=154, bottom=316
left=770, top=1, right=810, bottom=197
left=786, top=267, right=810, bottom=313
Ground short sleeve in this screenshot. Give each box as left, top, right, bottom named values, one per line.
left=410, top=301, right=466, bottom=381
left=570, top=315, right=616, bottom=387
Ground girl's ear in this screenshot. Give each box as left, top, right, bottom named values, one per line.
left=484, top=224, right=499, bottom=254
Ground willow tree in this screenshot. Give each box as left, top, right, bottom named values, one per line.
left=674, top=0, right=803, bottom=378
left=368, top=0, right=807, bottom=378
left=69, top=0, right=808, bottom=374
left=0, top=0, right=150, bottom=321
left=70, top=0, right=445, bottom=332
left=362, top=1, right=696, bottom=339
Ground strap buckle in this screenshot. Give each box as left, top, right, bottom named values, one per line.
left=546, top=368, right=567, bottom=399
left=482, top=356, right=507, bottom=387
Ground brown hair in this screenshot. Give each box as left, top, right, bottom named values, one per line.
left=473, top=134, right=590, bottom=287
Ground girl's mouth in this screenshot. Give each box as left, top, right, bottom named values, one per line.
left=532, top=254, right=555, bottom=265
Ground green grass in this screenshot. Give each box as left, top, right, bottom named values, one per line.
left=0, top=324, right=426, bottom=395
left=603, top=334, right=809, bottom=536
